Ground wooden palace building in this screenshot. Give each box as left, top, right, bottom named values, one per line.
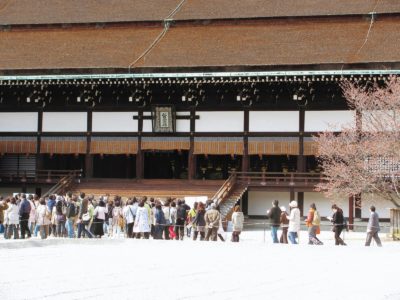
left=0, top=0, right=400, bottom=219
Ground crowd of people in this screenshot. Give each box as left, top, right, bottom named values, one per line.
left=0, top=193, right=245, bottom=242
left=266, top=200, right=382, bottom=247
left=0, top=193, right=382, bottom=247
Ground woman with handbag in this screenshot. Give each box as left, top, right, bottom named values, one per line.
left=92, top=200, right=106, bottom=238
left=77, top=197, right=94, bottom=238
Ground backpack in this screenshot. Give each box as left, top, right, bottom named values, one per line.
left=68, top=203, right=77, bottom=218
left=177, top=206, right=187, bottom=220
left=313, top=210, right=321, bottom=225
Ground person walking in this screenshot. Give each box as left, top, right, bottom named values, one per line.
left=6, top=197, right=19, bottom=239
left=306, top=203, right=323, bottom=245
left=365, top=206, right=382, bottom=247
left=19, top=194, right=31, bottom=239
left=123, top=199, right=136, bottom=238
left=65, top=195, right=78, bottom=238
left=279, top=206, right=289, bottom=244
left=193, top=202, right=206, bottom=241
left=231, top=205, right=244, bottom=242
left=112, top=198, right=124, bottom=238
left=77, top=197, right=93, bottom=238
left=267, top=200, right=282, bottom=243
left=287, top=201, right=301, bottom=244
left=28, top=194, right=37, bottom=235
left=55, top=196, right=67, bottom=238
left=133, top=200, right=151, bottom=239
left=0, top=198, right=9, bottom=237
left=36, top=198, right=51, bottom=239
left=154, top=202, right=166, bottom=240
left=175, top=200, right=187, bottom=240
left=204, top=203, right=221, bottom=241
left=328, top=204, right=347, bottom=246
left=92, top=200, right=107, bottom=238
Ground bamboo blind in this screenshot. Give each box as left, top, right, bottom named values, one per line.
left=141, top=137, right=190, bottom=151
left=248, top=138, right=299, bottom=155
left=40, top=137, right=87, bottom=154
left=194, top=138, right=243, bottom=155
left=303, top=141, right=319, bottom=156
left=0, top=137, right=37, bottom=154
left=90, top=138, right=138, bottom=155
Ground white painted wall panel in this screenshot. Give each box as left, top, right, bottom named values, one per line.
left=304, top=192, right=340, bottom=218
left=360, top=194, right=395, bottom=219
left=196, top=111, right=244, bottom=132
left=249, top=111, right=299, bottom=132
left=176, top=120, right=190, bottom=132
left=142, top=120, right=153, bottom=132
left=305, top=110, right=355, bottom=132
left=92, top=112, right=138, bottom=132
left=248, top=191, right=292, bottom=215
left=0, top=112, right=38, bottom=132
left=43, top=112, right=87, bottom=132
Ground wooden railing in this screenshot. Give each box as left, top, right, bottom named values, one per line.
left=232, top=171, right=324, bottom=188
left=42, top=171, right=81, bottom=198
left=0, top=169, right=83, bottom=184
left=212, top=172, right=237, bottom=206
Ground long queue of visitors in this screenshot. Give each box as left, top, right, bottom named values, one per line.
left=0, top=193, right=382, bottom=246
left=0, top=192, right=244, bottom=242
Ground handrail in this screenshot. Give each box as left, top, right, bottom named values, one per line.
left=212, top=173, right=237, bottom=206
left=42, top=171, right=81, bottom=198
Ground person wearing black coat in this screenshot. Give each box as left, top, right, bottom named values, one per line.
left=175, top=200, right=188, bottom=240
left=267, top=200, right=282, bottom=243
left=330, top=204, right=347, bottom=246
left=193, top=202, right=206, bottom=241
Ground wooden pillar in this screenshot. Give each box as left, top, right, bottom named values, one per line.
left=349, top=195, right=354, bottom=230
left=290, top=188, right=295, bottom=201
left=36, top=109, right=43, bottom=171
left=355, top=194, right=362, bottom=219
left=298, top=192, right=304, bottom=217
left=136, top=110, right=144, bottom=179
left=297, top=108, right=306, bottom=172
left=242, top=109, right=249, bottom=172
left=85, top=109, right=93, bottom=178
left=188, top=107, right=196, bottom=180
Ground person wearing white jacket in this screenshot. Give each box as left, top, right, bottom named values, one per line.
left=36, top=199, right=51, bottom=239
left=287, top=200, right=301, bottom=244
left=6, top=198, right=20, bottom=239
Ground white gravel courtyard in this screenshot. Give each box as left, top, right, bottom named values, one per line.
left=0, top=231, right=399, bottom=300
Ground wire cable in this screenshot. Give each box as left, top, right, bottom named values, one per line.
left=128, top=0, right=187, bottom=72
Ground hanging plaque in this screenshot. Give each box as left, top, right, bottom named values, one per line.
left=152, top=106, right=175, bottom=133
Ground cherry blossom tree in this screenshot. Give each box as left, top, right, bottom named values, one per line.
left=315, top=76, right=400, bottom=208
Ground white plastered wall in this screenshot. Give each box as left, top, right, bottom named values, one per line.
left=248, top=191, right=293, bottom=216
left=303, top=192, right=348, bottom=218
left=305, top=110, right=355, bottom=132
left=360, top=194, right=396, bottom=219
left=196, top=111, right=244, bottom=132
left=92, top=112, right=138, bottom=132
left=42, top=112, right=87, bottom=132
left=176, top=112, right=190, bottom=132
left=249, top=111, right=299, bottom=132
left=0, top=112, right=38, bottom=132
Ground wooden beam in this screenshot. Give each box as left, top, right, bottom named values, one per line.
left=136, top=110, right=144, bottom=179
left=85, top=109, right=93, bottom=178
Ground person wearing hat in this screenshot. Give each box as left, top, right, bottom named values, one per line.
left=267, top=200, right=282, bottom=243
left=204, top=203, right=221, bottom=241
left=279, top=206, right=289, bottom=244
left=287, top=200, right=301, bottom=244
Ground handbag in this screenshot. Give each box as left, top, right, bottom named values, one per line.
left=82, top=212, right=91, bottom=222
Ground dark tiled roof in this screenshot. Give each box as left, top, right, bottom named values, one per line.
left=1, top=17, right=399, bottom=71
left=175, top=0, right=400, bottom=20
left=0, top=0, right=182, bottom=25
left=0, top=0, right=399, bottom=25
